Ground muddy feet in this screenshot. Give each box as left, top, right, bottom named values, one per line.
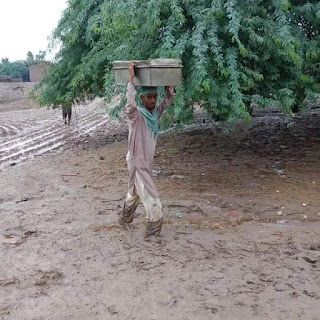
left=144, top=235, right=162, bottom=244
left=144, top=219, right=163, bottom=243
left=118, top=218, right=135, bottom=231
left=145, top=219, right=163, bottom=237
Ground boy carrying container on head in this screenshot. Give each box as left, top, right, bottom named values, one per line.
left=118, top=61, right=176, bottom=239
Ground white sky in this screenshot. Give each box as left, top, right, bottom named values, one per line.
left=0, top=0, right=68, bottom=62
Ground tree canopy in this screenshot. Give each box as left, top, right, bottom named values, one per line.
left=26, top=51, right=47, bottom=66
left=0, top=58, right=29, bottom=81
left=0, top=51, right=47, bottom=82
left=36, top=0, right=320, bottom=124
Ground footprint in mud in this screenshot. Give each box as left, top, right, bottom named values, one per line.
left=34, top=270, right=64, bottom=286
left=0, top=278, right=17, bottom=287
left=0, top=305, right=11, bottom=316
left=2, top=230, right=38, bottom=246
left=2, top=235, right=25, bottom=246
left=305, top=243, right=320, bottom=251
left=6, top=270, right=64, bottom=290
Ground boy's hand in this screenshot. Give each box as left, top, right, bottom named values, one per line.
left=129, top=61, right=136, bottom=83
left=165, top=86, right=176, bottom=96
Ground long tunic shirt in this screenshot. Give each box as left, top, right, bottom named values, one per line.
left=125, top=82, right=175, bottom=199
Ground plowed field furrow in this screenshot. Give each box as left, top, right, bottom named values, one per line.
left=0, top=98, right=120, bottom=169
left=0, top=115, right=110, bottom=162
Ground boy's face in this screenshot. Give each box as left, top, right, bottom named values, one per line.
left=140, top=94, right=157, bottom=112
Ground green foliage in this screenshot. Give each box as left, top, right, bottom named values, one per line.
left=0, top=58, right=29, bottom=81
left=26, top=51, right=47, bottom=66
left=37, top=0, right=320, bottom=122
left=0, top=51, right=48, bottom=82
left=35, top=0, right=107, bottom=107
left=289, top=0, right=320, bottom=110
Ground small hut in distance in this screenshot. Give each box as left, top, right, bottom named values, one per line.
left=29, top=64, right=50, bottom=82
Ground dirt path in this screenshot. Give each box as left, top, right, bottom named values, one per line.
left=0, top=104, right=320, bottom=319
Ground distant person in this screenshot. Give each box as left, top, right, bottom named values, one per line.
left=62, top=105, right=72, bottom=125
left=118, top=61, right=176, bottom=239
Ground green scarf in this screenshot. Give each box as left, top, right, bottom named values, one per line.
left=138, top=102, right=159, bottom=138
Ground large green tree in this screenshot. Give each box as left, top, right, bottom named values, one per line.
left=36, top=0, right=106, bottom=107
left=37, top=0, right=320, bottom=124
left=289, top=0, right=320, bottom=111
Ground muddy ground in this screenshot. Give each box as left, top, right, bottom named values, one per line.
left=0, top=99, right=320, bottom=320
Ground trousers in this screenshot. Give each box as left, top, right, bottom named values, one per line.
left=120, top=171, right=163, bottom=236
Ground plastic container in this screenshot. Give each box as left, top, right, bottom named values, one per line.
left=113, top=59, right=182, bottom=86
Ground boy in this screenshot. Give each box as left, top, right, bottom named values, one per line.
left=62, top=105, right=72, bottom=125
left=118, top=61, right=176, bottom=238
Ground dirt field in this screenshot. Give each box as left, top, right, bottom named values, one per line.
left=0, top=99, right=320, bottom=320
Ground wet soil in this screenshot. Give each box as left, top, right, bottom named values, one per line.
left=0, top=101, right=320, bottom=320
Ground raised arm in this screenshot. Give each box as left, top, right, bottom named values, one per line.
left=126, top=61, right=137, bottom=120
left=157, top=86, right=176, bottom=118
